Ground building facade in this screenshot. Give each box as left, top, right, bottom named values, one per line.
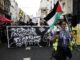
left=10, top=0, right=19, bottom=22
left=0, top=0, right=5, bottom=16
left=73, top=0, right=80, bottom=23
left=73, top=0, right=80, bottom=16
left=60, top=0, right=73, bottom=15
left=4, top=0, right=11, bottom=19
left=39, top=0, right=52, bottom=18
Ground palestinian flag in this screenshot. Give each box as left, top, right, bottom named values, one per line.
left=44, top=0, right=63, bottom=30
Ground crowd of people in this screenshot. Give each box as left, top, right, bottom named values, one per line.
left=12, top=17, right=48, bottom=26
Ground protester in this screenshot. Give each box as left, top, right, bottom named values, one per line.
left=27, top=19, right=34, bottom=26
left=0, top=23, right=7, bottom=43
left=51, top=20, right=72, bottom=60
left=69, top=30, right=77, bottom=50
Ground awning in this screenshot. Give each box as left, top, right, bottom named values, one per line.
left=0, top=16, right=13, bottom=23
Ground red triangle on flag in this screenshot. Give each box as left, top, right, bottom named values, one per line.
left=56, top=4, right=62, bottom=12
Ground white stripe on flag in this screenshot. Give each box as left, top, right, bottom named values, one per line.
left=47, top=13, right=57, bottom=26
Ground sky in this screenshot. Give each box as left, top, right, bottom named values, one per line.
left=16, top=0, right=41, bottom=17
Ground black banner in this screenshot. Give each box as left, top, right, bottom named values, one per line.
left=7, top=26, right=52, bottom=48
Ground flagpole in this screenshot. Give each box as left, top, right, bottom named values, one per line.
left=65, top=16, right=72, bottom=32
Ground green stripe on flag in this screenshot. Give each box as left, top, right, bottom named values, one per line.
left=50, top=12, right=63, bottom=30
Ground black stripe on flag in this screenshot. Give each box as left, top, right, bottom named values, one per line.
left=44, top=1, right=59, bottom=21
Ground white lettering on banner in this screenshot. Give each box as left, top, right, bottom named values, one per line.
left=10, top=27, right=41, bottom=47
left=7, top=26, right=50, bottom=48
left=39, top=27, right=45, bottom=32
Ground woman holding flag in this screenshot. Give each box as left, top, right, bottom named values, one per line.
left=51, top=21, right=72, bottom=60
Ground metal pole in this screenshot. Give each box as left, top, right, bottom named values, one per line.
left=6, top=26, right=10, bottom=48
left=65, top=15, right=72, bottom=31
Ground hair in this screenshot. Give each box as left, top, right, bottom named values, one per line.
left=56, top=31, right=60, bottom=35
left=57, top=19, right=68, bottom=26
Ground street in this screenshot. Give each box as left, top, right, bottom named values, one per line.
left=0, top=0, right=80, bottom=60
left=0, top=44, right=80, bottom=60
